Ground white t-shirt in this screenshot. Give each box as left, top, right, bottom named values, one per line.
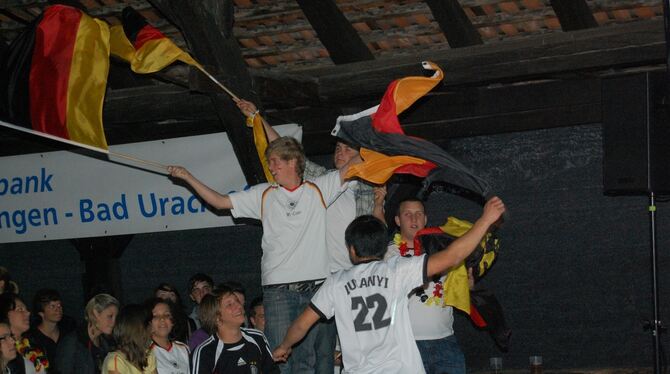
left=386, top=243, right=455, bottom=340
left=325, top=181, right=356, bottom=272
left=151, top=340, right=190, bottom=374
left=229, top=170, right=346, bottom=285
left=311, top=255, right=428, bottom=374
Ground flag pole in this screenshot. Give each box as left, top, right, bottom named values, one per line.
left=0, top=119, right=169, bottom=172
left=194, top=65, right=240, bottom=101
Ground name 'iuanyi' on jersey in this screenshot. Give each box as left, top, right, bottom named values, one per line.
left=344, top=275, right=389, bottom=295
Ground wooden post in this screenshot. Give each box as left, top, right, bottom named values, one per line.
left=72, top=235, right=133, bottom=303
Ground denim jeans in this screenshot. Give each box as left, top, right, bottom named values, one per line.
left=416, top=335, right=466, bottom=374
left=263, top=285, right=335, bottom=374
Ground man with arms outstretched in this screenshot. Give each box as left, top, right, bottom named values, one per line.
left=168, top=136, right=356, bottom=374
left=272, top=197, right=505, bottom=373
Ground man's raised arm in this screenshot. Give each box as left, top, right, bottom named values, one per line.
left=167, top=166, right=232, bottom=210
left=236, top=99, right=280, bottom=142
left=426, top=197, right=505, bottom=277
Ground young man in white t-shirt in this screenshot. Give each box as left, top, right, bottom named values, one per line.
left=272, top=197, right=505, bottom=374
left=168, top=136, right=355, bottom=374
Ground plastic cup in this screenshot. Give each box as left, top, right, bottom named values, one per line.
left=489, top=357, right=502, bottom=373
left=529, top=355, right=543, bottom=374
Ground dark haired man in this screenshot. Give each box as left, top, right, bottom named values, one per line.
left=248, top=297, right=265, bottom=332
left=27, top=288, right=76, bottom=366
left=187, top=273, right=214, bottom=329
left=273, top=197, right=505, bottom=373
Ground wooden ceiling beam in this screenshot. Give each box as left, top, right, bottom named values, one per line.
left=253, top=19, right=665, bottom=104
left=295, top=0, right=374, bottom=64
left=424, top=0, right=483, bottom=48
left=551, top=0, right=598, bottom=31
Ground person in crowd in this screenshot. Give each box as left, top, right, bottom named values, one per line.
left=102, top=304, right=156, bottom=374
left=0, top=293, right=48, bottom=374
left=26, top=289, right=76, bottom=368
left=0, top=322, right=18, bottom=374
left=153, top=284, right=195, bottom=343
left=218, top=281, right=247, bottom=327
left=0, top=268, right=17, bottom=295
left=186, top=295, right=218, bottom=352
left=168, top=136, right=357, bottom=374
left=146, top=298, right=188, bottom=374
left=272, top=197, right=505, bottom=373
left=191, top=286, right=277, bottom=374
left=248, top=297, right=265, bottom=332
left=185, top=275, right=213, bottom=330
left=55, top=294, right=119, bottom=374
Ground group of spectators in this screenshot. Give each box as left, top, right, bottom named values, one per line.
left=0, top=269, right=270, bottom=374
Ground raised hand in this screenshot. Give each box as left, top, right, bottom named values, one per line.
left=166, top=165, right=191, bottom=180
left=482, top=196, right=505, bottom=226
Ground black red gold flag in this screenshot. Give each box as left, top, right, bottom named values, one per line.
left=0, top=4, right=110, bottom=151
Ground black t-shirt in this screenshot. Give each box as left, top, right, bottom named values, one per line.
left=190, top=329, right=278, bottom=374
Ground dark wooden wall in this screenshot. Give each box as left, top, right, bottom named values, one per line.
left=1, top=123, right=669, bottom=369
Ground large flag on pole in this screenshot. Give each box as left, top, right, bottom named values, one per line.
left=0, top=4, right=111, bottom=152
left=110, top=6, right=202, bottom=74
left=333, top=61, right=491, bottom=200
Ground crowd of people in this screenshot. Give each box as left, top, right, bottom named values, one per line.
left=0, top=99, right=505, bottom=374
left=0, top=270, right=272, bottom=374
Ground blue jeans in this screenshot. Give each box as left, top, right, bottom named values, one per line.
left=263, top=285, right=335, bottom=374
left=416, top=335, right=466, bottom=374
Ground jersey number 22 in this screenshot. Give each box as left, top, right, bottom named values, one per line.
left=351, top=293, right=391, bottom=332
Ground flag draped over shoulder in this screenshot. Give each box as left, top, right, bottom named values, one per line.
left=414, top=220, right=510, bottom=351
left=334, top=61, right=491, bottom=200
left=0, top=4, right=110, bottom=150
left=110, top=6, right=201, bottom=74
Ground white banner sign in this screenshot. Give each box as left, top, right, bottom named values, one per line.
left=0, top=126, right=301, bottom=243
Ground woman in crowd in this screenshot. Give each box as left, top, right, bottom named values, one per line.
left=152, top=284, right=194, bottom=343
left=146, top=299, right=189, bottom=374
left=0, top=322, right=17, bottom=374
left=55, top=294, right=119, bottom=374
left=102, top=304, right=156, bottom=374
left=186, top=295, right=218, bottom=351
left=0, top=293, right=48, bottom=374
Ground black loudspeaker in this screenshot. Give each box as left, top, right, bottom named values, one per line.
left=602, top=72, right=670, bottom=194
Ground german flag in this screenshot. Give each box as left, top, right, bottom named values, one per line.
left=0, top=4, right=110, bottom=151
left=110, top=6, right=201, bottom=74
left=333, top=61, right=491, bottom=199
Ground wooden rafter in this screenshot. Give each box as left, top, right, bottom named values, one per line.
left=424, top=0, right=483, bottom=48
left=551, top=0, right=598, bottom=31
left=295, top=0, right=374, bottom=64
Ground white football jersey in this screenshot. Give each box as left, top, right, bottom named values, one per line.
left=151, top=340, right=189, bottom=374
left=311, top=255, right=428, bottom=374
